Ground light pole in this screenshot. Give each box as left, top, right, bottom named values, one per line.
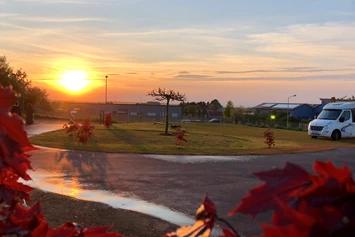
left=287, top=94, right=297, bottom=128
left=105, top=75, right=108, bottom=103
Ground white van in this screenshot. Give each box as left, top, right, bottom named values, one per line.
left=308, top=102, right=355, bottom=140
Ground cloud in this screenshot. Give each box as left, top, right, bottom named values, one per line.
left=215, top=67, right=353, bottom=74
left=174, top=74, right=212, bottom=79
left=248, top=22, right=355, bottom=60
left=216, top=70, right=273, bottom=74
left=10, top=16, right=105, bottom=23
left=331, top=11, right=355, bottom=16
left=170, top=73, right=355, bottom=82
left=101, top=27, right=236, bottom=37
left=0, top=13, right=19, bottom=17
left=14, top=0, right=99, bottom=4
left=178, top=71, right=190, bottom=74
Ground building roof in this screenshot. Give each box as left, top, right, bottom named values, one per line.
left=253, top=103, right=313, bottom=111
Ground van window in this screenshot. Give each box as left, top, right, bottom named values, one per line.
left=317, top=109, right=342, bottom=120
left=341, top=111, right=351, bottom=122
left=352, top=110, right=355, bottom=122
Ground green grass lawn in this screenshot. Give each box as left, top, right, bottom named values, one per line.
left=29, top=122, right=355, bottom=155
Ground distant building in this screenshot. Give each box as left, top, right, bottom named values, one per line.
left=66, top=101, right=182, bottom=122
left=252, top=98, right=338, bottom=120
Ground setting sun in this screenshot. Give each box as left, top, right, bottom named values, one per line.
left=60, top=71, right=89, bottom=93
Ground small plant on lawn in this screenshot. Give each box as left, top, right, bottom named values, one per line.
left=104, top=113, right=113, bottom=128
left=76, top=118, right=95, bottom=145
left=172, top=128, right=187, bottom=148
left=63, top=120, right=79, bottom=137
left=264, top=127, right=275, bottom=148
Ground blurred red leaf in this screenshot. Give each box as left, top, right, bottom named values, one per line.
left=229, top=163, right=314, bottom=217
left=219, top=229, right=240, bottom=237
left=164, top=196, right=216, bottom=237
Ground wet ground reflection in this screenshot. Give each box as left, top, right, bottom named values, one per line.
left=20, top=169, right=195, bottom=227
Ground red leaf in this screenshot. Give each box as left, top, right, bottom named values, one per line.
left=84, top=226, right=128, bottom=237
left=258, top=198, right=319, bottom=237
left=0, top=112, right=37, bottom=152
left=0, top=85, right=17, bottom=109
left=229, top=163, right=314, bottom=218
left=218, top=229, right=240, bottom=237
left=0, top=171, right=32, bottom=203
left=165, top=196, right=217, bottom=237
left=49, top=223, right=128, bottom=237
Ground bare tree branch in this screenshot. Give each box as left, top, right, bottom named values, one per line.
left=147, top=88, right=186, bottom=135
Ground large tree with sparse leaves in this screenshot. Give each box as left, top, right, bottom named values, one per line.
left=148, top=88, right=186, bottom=135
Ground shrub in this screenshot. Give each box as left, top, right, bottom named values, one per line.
left=172, top=128, right=187, bottom=148
left=264, top=127, right=275, bottom=148
left=104, top=113, right=113, bottom=128
left=63, top=120, right=79, bottom=137
left=76, top=118, right=95, bottom=145
left=63, top=118, right=94, bottom=145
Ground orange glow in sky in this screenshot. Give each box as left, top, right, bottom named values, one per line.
left=59, top=70, right=89, bottom=93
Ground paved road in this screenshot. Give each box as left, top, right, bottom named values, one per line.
left=26, top=119, right=64, bottom=137
left=25, top=120, right=355, bottom=236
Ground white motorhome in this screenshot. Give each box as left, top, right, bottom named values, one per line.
left=308, top=102, right=355, bottom=140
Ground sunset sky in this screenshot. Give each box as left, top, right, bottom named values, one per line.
left=1, top=0, right=355, bottom=106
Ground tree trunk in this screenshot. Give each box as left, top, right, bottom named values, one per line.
left=165, top=99, right=170, bottom=135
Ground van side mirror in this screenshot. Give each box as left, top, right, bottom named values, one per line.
left=339, top=117, right=345, bottom=122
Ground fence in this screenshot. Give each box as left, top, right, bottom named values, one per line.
left=237, top=119, right=309, bottom=131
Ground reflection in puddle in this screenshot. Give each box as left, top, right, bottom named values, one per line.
left=20, top=170, right=195, bottom=226
left=142, top=154, right=261, bottom=163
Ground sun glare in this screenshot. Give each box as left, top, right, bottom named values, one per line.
left=60, top=70, right=89, bottom=93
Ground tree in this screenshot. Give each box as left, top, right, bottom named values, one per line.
left=0, top=56, right=52, bottom=112
left=209, top=99, right=223, bottom=112
left=148, top=88, right=186, bottom=135
left=223, top=100, right=234, bottom=121
left=0, top=56, right=31, bottom=111
left=26, top=86, right=52, bottom=111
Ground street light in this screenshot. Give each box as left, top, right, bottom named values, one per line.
left=287, top=94, right=297, bottom=128
left=105, top=75, right=108, bottom=103
left=271, top=115, right=276, bottom=127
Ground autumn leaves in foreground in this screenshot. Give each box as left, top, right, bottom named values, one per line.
left=1, top=84, right=355, bottom=237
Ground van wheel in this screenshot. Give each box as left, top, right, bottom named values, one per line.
left=311, top=136, right=318, bottom=139
left=331, top=130, right=341, bottom=141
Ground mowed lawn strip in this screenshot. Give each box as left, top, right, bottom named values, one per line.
left=29, top=122, right=355, bottom=155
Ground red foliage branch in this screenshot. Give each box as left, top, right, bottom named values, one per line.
left=76, top=118, right=95, bottom=145
left=63, top=120, right=79, bottom=137
left=63, top=119, right=94, bottom=145
left=172, top=128, right=187, bottom=147
left=104, top=113, right=113, bottom=128
left=264, top=128, right=275, bottom=148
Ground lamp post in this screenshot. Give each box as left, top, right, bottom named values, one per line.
left=271, top=115, right=276, bottom=127
left=287, top=94, right=297, bottom=128
left=105, top=75, right=108, bottom=104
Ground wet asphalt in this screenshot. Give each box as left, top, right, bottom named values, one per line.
left=25, top=120, right=355, bottom=236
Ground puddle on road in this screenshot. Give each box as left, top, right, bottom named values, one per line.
left=141, top=154, right=261, bottom=163
left=20, top=170, right=195, bottom=227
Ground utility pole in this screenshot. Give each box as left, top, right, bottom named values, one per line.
left=105, top=75, right=108, bottom=103
left=287, top=94, right=297, bottom=128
